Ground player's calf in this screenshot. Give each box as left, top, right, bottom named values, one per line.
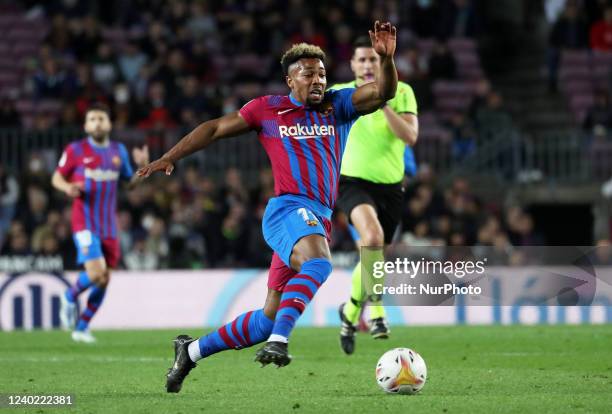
left=59, top=294, right=77, bottom=330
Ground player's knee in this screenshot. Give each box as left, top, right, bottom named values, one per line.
left=361, top=226, right=384, bottom=247
left=300, top=258, right=333, bottom=285
left=88, top=268, right=106, bottom=282
left=292, top=248, right=331, bottom=270
left=98, top=270, right=111, bottom=287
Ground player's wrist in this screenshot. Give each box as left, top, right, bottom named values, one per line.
left=160, top=154, right=175, bottom=164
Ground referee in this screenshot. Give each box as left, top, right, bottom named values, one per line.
left=331, top=36, right=419, bottom=355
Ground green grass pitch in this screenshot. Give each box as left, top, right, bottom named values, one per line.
left=1, top=325, right=611, bottom=413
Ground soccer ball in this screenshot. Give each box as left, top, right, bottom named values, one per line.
left=375, top=348, right=427, bottom=394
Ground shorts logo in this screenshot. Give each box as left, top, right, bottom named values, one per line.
left=297, top=208, right=319, bottom=226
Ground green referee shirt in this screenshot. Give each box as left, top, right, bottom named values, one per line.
left=330, top=80, right=418, bottom=184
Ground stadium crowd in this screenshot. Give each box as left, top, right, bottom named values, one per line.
left=0, top=156, right=544, bottom=269
left=548, top=0, right=612, bottom=131
left=0, top=0, right=501, bottom=161
left=0, top=0, right=482, bottom=129
left=0, top=0, right=556, bottom=269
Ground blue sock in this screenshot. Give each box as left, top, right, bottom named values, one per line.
left=269, top=258, right=332, bottom=342
left=192, top=309, right=273, bottom=361
left=65, top=271, right=93, bottom=303
left=75, top=285, right=106, bottom=332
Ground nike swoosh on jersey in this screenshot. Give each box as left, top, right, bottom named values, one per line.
left=277, top=108, right=294, bottom=115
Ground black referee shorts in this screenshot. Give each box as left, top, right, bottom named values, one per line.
left=336, top=175, right=404, bottom=244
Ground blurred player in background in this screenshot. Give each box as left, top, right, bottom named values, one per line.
left=52, top=104, right=149, bottom=343
left=138, top=21, right=398, bottom=393
left=331, top=37, right=418, bottom=355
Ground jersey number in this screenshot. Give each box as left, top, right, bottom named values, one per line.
left=297, top=208, right=319, bottom=227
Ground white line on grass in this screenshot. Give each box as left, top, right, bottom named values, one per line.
left=0, top=356, right=169, bottom=363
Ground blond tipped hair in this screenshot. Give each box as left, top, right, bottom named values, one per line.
left=280, top=43, right=326, bottom=75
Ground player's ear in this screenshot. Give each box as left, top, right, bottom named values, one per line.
left=286, top=75, right=293, bottom=89
left=350, top=58, right=357, bottom=74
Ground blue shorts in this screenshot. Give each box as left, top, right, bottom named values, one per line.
left=262, top=194, right=332, bottom=267
left=73, top=230, right=120, bottom=267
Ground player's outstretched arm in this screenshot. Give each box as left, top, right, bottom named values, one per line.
left=137, top=112, right=251, bottom=177
left=352, top=21, right=398, bottom=115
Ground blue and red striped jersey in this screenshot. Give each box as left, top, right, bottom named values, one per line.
left=56, top=137, right=133, bottom=238
left=239, top=88, right=358, bottom=210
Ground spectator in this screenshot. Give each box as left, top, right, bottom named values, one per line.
left=0, top=99, right=20, bottom=127
left=58, top=103, right=79, bottom=128
left=117, top=209, right=135, bottom=259
left=143, top=215, right=169, bottom=268
left=0, top=165, right=19, bottom=246
left=437, top=0, right=482, bottom=38
left=0, top=221, right=31, bottom=255
left=548, top=2, right=589, bottom=92
left=44, top=14, right=71, bottom=53
left=17, top=185, right=49, bottom=235
left=550, top=2, right=589, bottom=49
left=583, top=90, right=612, bottom=140
left=2, top=231, right=31, bottom=255
left=589, top=5, right=612, bottom=51
left=186, top=2, right=217, bottom=38
left=69, top=15, right=103, bottom=61
left=137, top=81, right=175, bottom=130
left=33, top=57, right=68, bottom=98
left=448, top=113, right=477, bottom=161
left=397, top=46, right=429, bottom=82
left=118, top=41, right=148, bottom=89
left=474, top=92, right=514, bottom=135
left=91, top=43, right=123, bottom=93
left=171, top=75, right=209, bottom=120
left=124, top=235, right=158, bottom=270
left=468, top=79, right=492, bottom=119
left=31, top=209, right=61, bottom=252
left=428, top=39, right=457, bottom=80
left=55, top=219, right=75, bottom=268
left=38, top=231, right=60, bottom=255
left=154, top=49, right=189, bottom=98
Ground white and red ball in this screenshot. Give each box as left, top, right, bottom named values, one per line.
left=375, top=348, right=427, bottom=394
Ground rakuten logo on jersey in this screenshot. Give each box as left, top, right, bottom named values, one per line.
left=84, top=168, right=120, bottom=181
left=278, top=123, right=335, bottom=140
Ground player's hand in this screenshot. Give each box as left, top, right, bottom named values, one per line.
left=64, top=183, right=82, bottom=198
left=369, top=21, right=397, bottom=58
left=132, top=145, right=150, bottom=168
left=136, top=157, right=174, bottom=178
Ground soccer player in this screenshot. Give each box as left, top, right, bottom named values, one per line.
left=137, top=21, right=398, bottom=392
left=52, top=103, right=149, bottom=343
left=331, top=37, right=419, bottom=355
